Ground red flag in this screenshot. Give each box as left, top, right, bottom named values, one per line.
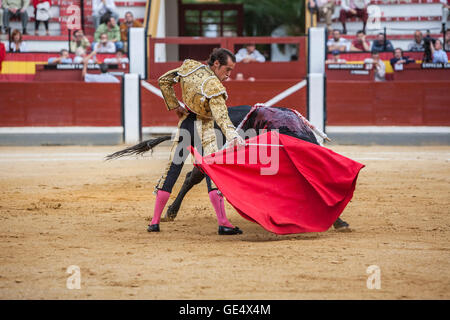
left=189, top=131, right=364, bottom=235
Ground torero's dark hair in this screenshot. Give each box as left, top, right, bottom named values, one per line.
left=207, top=48, right=236, bottom=66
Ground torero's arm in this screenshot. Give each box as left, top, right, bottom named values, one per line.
left=158, top=68, right=182, bottom=111
left=209, top=95, right=242, bottom=143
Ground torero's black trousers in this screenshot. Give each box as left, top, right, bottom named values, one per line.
left=155, top=112, right=216, bottom=193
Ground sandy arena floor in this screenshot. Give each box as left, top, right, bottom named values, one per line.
left=0, top=144, right=449, bottom=300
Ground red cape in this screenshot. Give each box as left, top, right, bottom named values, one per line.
left=189, top=131, right=365, bottom=235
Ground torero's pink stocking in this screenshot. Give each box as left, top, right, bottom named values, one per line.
left=209, top=190, right=234, bottom=228
left=150, top=190, right=171, bottom=225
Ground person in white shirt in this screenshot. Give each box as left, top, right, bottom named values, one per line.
left=73, top=47, right=95, bottom=64
left=92, top=0, right=119, bottom=29
left=327, top=29, right=350, bottom=52
left=308, top=0, right=336, bottom=32
left=339, top=0, right=370, bottom=34
left=407, top=30, right=425, bottom=52
left=364, top=50, right=386, bottom=82
left=47, top=49, right=73, bottom=64
left=235, top=44, right=265, bottom=63
left=103, top=48, right=129, bottom=64
left=93, top=32, right=116, bottom=53
left=8, top=28, right=26, bottom=52
left=431, top=39, right=448, bottom=64
left=82, top=50, right=119, bottom=83
left=325, top=50, right=347, bottom=64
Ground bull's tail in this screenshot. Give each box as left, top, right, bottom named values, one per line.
left=105, top=135, right=172, bottom=161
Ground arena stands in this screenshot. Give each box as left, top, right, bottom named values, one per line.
left=0, top=0, right=146, bottom=52
left=315, top=0, right=447, bottom=50
left=0, top=0, right=143, bottom=80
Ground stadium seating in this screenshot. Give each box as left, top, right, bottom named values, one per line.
left=316, top=0, right=447, bottom=50
left=0, top=0, right=147, bottom=52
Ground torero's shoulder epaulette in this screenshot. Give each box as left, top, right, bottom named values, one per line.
left=201, top=76, right=228, bottom=101
left=177, top=59, right=206, bottom=77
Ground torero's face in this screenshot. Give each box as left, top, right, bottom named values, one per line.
left=211, top=57, right=235, bottom=82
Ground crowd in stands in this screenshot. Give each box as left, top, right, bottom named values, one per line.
left=311, top=0, right=449, bottom=34
left=0, top=1, right=142, bottom=84
left=1, top=0, right=142, bottom=61
left=327, top=28, right=449, bottom=58
left=326, top=27, right=449, bottom=81
left=309, top=0, right=370, bottom=34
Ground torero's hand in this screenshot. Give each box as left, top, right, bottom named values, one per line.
left=227, top=135, right=245, bottom=149
left=175, top=106, right=188, bottom=118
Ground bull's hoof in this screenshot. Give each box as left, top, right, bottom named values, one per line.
left=160, top=215, right=175, bottom=222
left=147, top=224, right=160, bottom=232
left=164, top=206, right=178, bottom=221
left=218, top=226, right=243, bottom=235
left=333, top=218, right=352, bottom=232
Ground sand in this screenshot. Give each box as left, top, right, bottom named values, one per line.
left=0, top=144, right=449, bottom=299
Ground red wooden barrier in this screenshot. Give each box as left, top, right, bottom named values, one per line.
left=327, top=81, right=450, bottom=126
left=0, top=82, right=122, bottom=127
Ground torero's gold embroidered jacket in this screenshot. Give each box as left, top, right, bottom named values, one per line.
left=158, top=59, right=239, bottom=142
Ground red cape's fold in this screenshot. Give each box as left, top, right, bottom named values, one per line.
left=189, top=132, right=365, bottom=235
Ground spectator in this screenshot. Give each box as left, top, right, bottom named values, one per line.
left=8, top=28, right=26, bottom=52
left=3, top=0, right=29, bottom=35
left=92, top=0, right=119, bottom=30
left=408, top=30, right=425, bottom=51
left=0, top=0, right=4, bottom=34
left=70, top=29, right=91, bottom=53
left=308, top=0, right=335, bottom=33
left=47, top=49, right=73, bottom=64
left=371, top=33, right=394, bottom=52
left=444, top=29, right=450, bottom=51
left=82, top=50, right=119, bottom=83
left=73, top=47, right=96, bottom=64
left=93, top=33, right=116, bottom=53
left=33, top=0, right=50, bottom=36
left=339, top=0, right=369, bottom=34
left=0, top=41, right=5, bottom=71
left=235, top=44, right=265, bottom=63
left=364, top=50, right=385, bottom=82
left=270, top=25, right=299, bottom=61
left=441, top=1, right=449, bottom=32
left=390, top=48, right=415, bottom=71
left=103, top=48, right=129, bottom=64
left=120, top=11, right=143, bottom=42
left=94, top=16, right=123, bottom=51
left=430, top=39, right=448, bottom=63
left=327, top=29, right=350, bottom=52
left=350, top=30, right=370, bottom=52
left=325, top=50, right=347, bottom=64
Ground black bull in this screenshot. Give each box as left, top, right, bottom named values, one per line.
left=106, top=105, right=350, bottom=231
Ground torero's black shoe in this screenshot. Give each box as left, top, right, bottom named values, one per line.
left=218, top=226, right=243, bottom=235
left=333, top=218, right=351, bottom=232
left=147, top=224, right=160, bottom=232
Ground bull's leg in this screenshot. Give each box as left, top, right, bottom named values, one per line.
left=161, top=167, right=206, bottom=222
left=333, top=217, right=351, bottom=232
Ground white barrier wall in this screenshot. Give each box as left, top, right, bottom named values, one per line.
left=129, top=28, right=147, bottom=79
left=307, top=27, right=327, bottom=144
left=123, top=74, right=142, bottom=144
